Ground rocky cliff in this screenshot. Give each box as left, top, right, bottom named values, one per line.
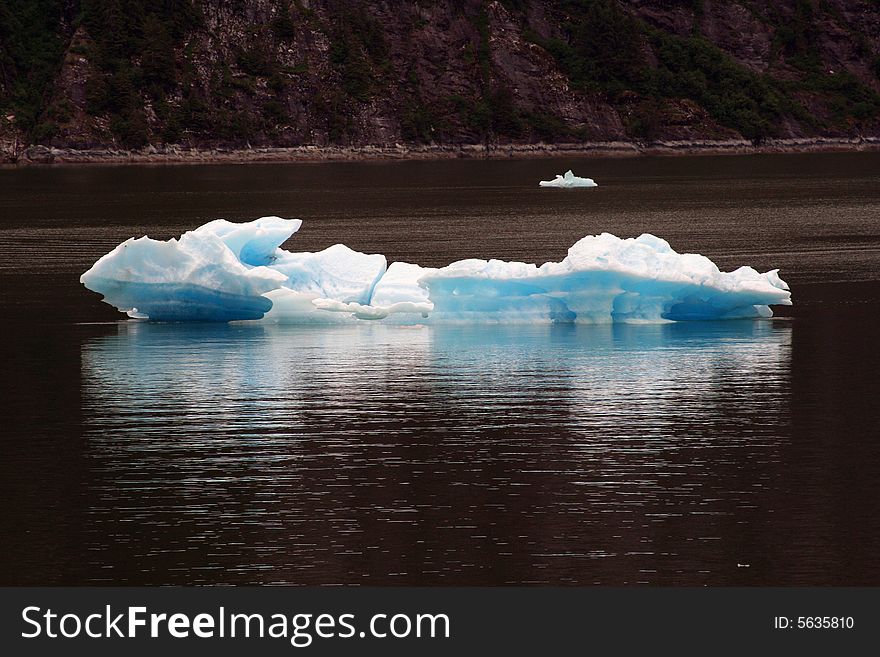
left=2, top=0, right=880, bottom=161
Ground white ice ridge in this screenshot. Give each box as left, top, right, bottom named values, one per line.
left=81, top=216, right=791, bottom=323
left=539, top=170, right=597, bottom=188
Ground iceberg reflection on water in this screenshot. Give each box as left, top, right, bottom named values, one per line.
left=79, top=320, right=791, bottom=584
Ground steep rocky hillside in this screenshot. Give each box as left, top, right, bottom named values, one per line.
left=2, top=0, right=880, bottom=160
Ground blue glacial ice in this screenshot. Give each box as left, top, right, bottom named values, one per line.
left=539, top=170, right=597, bottom=188
left=81, top=216, right=791, bottom=323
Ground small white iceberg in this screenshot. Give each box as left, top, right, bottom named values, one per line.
left=539, top=170, right=597, bottom=188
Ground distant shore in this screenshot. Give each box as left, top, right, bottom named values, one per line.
left=4, top=136, right=880, bottom=166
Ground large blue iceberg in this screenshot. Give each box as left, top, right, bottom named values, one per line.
left=81, top=217, right=791, bottom=323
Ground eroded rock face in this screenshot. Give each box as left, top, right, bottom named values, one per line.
left=3, top=0, right=880, bottom=159
left=695, top=1, right=775, bottom=73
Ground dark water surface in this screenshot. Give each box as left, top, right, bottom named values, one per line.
left=1, top=153, right=879, bottom=585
